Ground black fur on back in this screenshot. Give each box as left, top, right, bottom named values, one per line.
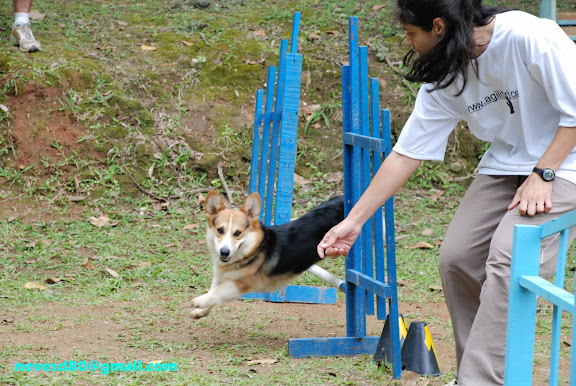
left=260, top=195, right=344, bottom=275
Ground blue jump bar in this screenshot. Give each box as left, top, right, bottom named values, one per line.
left=343, top=132, right=387, bottom=152
left=346, top=269, right=392, bottom=299
left=519, top=276, right=576, bottom=314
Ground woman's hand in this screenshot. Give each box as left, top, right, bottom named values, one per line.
left=317, top=219, right=362, bottom=258
left=508, top=173, right=553, bottom=216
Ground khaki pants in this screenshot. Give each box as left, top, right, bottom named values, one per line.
left=439, top=175, right=576, bottom=385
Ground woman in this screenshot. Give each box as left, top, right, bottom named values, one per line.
left=318, top=0, right=576, bottom=384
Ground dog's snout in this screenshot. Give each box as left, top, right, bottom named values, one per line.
left=220, top=247, right=230, bottom=257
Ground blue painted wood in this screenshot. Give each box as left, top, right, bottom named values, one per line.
left=518, top=276, right=575, bottom=313
left=550, top=228, right=569, bottom=385
left=249, top=89, right=264, bottom=194
left=359, top=46, right=374, bottom=317
left=264, top=39, right=289, bottom=226
left=246, top=13, right=337, bottom=305
left=505, top=209, right=576, bottom=384
left=541, top=210, right=576, bottom=237
left=288, top=336, right=380, bottom=358
left=284, top=18, right=401, bottom=380
left=342, top=132, right=386, bottom=152
left=241, top=285, right=337, bottom=304
left=540, top=0, right=557, bottom=20
left=346, top=269, right=392, bottom=298
left=257, top=67, right=277, bottom=210
left=381, top=108, right=402, bottom=379
left=290, top=12, right=301, bottom=54
left=274, top=53, right=302, bottom=226
left=504, top=225, right=541, bottom=385
left=371, top=79, right=386, bottom=322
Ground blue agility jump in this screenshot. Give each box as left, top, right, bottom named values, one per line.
left=244, top=12, right=338, bottom=304
left=505, top=209, right=576, bottom=384
left=286, top=17, right=403, bottom=379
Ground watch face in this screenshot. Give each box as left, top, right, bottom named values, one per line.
left=542, top=169, right=555, bottom=181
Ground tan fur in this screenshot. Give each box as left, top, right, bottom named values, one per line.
left=192, top=191, right=277, bottom=319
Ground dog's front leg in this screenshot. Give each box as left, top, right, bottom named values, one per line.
left=191, top=281, right=242, bottom=318
left=191, top=272, right=221, bottom=319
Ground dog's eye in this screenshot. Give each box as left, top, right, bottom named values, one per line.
left=233, top=231, right=242, bottom=237
left=217, top=227, right=224, bottom=234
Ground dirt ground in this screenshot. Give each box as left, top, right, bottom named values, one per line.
left=1, top=295, right=457, bottom=384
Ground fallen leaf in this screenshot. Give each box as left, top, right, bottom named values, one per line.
left=406, top=241, right=435, bottom=249
left=89, top=215, right=119, bottom=228
left=153, top=152, right=163, bottom=160
left=372, top=4, right=386, bottom=12
left=23, top=282, right=47, bottom=290
left=74, top=176, right=80, bottom=191
left=132, top=278, right=146, bottom=287
left=25, top=241, right=36, bottom=249
left=325, top=172, right=343, bottom=183
left=325, top=30, right=340, bottom=36
left=252, top=29, right=267, bottom=37
left=294, top=174, right=311, bottom=186
left=104, top=267, right=120, bottom=278
left=148, top=164, right=155, bottom=178
left=307, top=33, right=321, bottom=41
left=7, top=217, right=16, bottom=223
left=183, top=224, right=200, bottom=230
left=0, top=104, right=9, bottom=113
left=67, top=196, right=86, bottom=202
left=198, top=239, right=206, bottom=245
left=434, top=240, right=443, bottom=247
left=141, top=44, right=158, bottom=51
left=397, top=279, right=410, bottom=287
left=246, top=358, right=278, bottom=365
left=2, top=316, right=15, bottom=323
left=196, top=193, right=205, bottom=205
left=181, top=40, right=195, bottom=46
left=421, top=229, right=433, bottom=236
left=29, top=10, right=46, bottom=20
left=46, top=278, right=62, bottom=284
left=82, top=258, right=96, bottom=270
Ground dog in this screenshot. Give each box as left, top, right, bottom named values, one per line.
left=191, top=190, right=344, bottom=319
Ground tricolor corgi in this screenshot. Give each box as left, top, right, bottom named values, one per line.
left=191, top=190, right=344, bottom=319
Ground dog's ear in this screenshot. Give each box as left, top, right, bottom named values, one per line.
left=205, top=191, right=224, bottom=217
left=241, top=192, right=261, bottom=220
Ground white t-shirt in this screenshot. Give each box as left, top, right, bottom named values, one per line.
left=393, top=11, right=576, bottom=184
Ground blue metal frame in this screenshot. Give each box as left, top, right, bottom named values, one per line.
left=286, top=17, right=402, bottom=380
left=505, top=209, right=576, bottom=385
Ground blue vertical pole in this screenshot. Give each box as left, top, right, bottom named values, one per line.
left=370, top=79, right=385, bottom=321
left=274, top=53, right=302, bottom=225
left=504, top=225, right=541, bottom=385
left=359, top=46, right=374, bottom=316
left=381, top=108, right=401, bottom=378
left=257, top=67, right=277, bottom=221
left=290, top=12, right=301, bottom=54
left=347, top=16, right=366, bottom=338
left=265, top=40, right=289, bottom=225
left=249, top=89, right=264, bottom=194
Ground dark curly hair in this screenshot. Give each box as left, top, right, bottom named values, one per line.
left=397, top=0, right=499, bottom=95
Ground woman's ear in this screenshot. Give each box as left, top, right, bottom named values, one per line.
left=432, top=17, right=446, bottom=37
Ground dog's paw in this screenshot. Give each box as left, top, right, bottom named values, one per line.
left=192, top=293, right=214, bottom=310
left=191, top=307, right=211, bottom=319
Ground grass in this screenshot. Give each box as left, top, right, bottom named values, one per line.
left=1, top=0, right=576, bottom=384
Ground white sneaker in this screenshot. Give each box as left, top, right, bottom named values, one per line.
left=11, top=23, right=42, bottom=53
left=443, top=380, right=457, bottom=386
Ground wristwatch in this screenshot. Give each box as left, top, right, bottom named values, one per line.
left=532, top=167, right=555, bottom=182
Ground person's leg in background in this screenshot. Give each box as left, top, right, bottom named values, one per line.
left=12, top=0, right=41, bottom=53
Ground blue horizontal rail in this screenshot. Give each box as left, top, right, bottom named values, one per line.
left=519, top=276, right=576, bottom=314
left=343, top=132, right=386, bottom=153
left=541, top=210, right=576, bottom=237
left=346, top=269, right=392, bottom=299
